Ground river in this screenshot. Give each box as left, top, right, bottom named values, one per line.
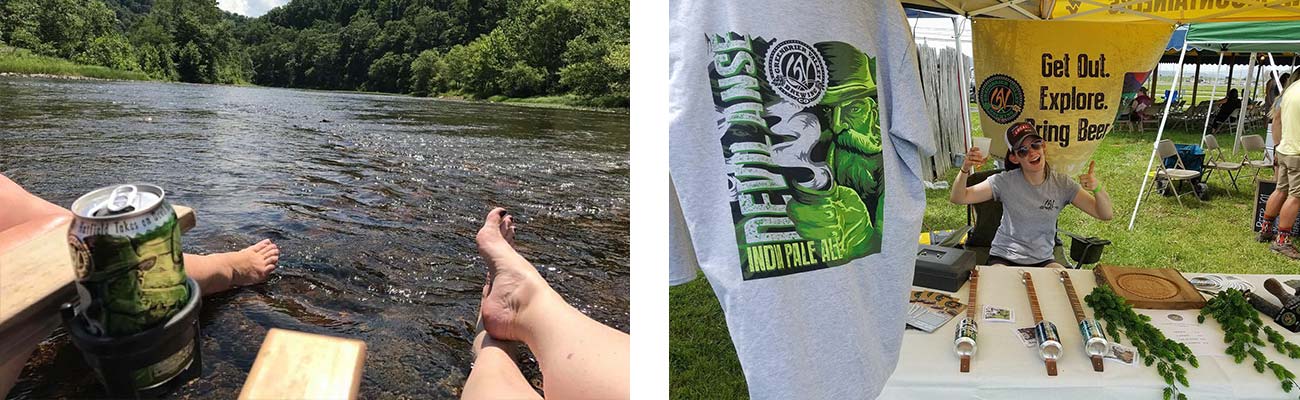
left=0, top=77, right=629, bottom=398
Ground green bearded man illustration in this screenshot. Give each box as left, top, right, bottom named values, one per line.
left=770, top=41, right=884, bottom=265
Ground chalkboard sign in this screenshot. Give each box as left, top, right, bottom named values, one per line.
left=1253, top=179, right=1300, bottom=235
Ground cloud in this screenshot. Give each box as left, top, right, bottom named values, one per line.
left=217, top=0, right=289, bottom=17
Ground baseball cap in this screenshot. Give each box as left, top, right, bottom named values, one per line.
left=1005, top=122, right=1042, bottom=152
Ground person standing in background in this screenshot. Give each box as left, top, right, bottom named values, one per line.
left=1259, top=69, right=1300, bottom=258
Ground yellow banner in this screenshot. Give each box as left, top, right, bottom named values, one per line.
left=1049, top=0, right=1300, bottom=23
left=973, top=19, right=1173, bottom=176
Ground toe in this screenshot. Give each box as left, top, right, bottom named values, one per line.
left=266, top=255, right=279, bottom=265
left=482, top=207, right=506, bottom=231
left=476, top=208, right=510, bottom=248
left=251, top=239, right=271, bottom=251
left=258, top=242, right=278, bottom=255
left=502, top=215, right=516, bottom=244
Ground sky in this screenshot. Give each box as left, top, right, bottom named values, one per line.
left=217, top=0, right=290, bottom=17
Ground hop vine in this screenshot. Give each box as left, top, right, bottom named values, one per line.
left=1086, top=285, right=1197, bottom=400
left=1199, top=289, right=1300, bottom=396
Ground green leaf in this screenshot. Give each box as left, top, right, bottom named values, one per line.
left=1197, top=315, right=1206, bottom=324
left=1163, top=387, right=1172, bottom=400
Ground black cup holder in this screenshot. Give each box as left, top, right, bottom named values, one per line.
left=1068, top=234, right=1111, bottom=266
left=61, top=277, right=203, bottom=398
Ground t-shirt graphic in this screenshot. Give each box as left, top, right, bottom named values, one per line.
left=709, top=35, right=885, bottom=280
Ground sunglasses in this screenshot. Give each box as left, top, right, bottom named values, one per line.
left=1014, top=140, right=1045, bottom=158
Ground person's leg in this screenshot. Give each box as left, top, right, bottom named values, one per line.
left=1263, top=162, right=1286, bottom=242
left=461, top=330, right=541, bottom=400
left=1273, top=155, right=1300, bottom=259
left=476, top=208, right=629, bottom=399
left=0, top=174, right=280, bottom=295
left=1044, top=262, right=1067, bottom=269
left=1263, top=189, right=1286, bottom=242
left=185, top=239, right=280, bottom=296
left=0, top=174, right=73, bottom=231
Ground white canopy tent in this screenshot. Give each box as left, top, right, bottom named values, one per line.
left=1127, top=22, right=1300, bottom=230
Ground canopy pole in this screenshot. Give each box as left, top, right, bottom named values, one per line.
left=1269, top=53, right=1285, bottom=92
left=1153, top=63, right=1159, bottom=93
left=1130, top=40, right=1189, bottom=231
left=1204, top=53, right=1226, bottom=154
left=1227, top=58, right=1236, bottom=91
left=1234, top=52, right=1257, bottom=158
left=955, top=16, right=972, bottom=149
left=1191, top=52, right=1202, bottom=106
left=1252, top=59, right=1263, bottom=100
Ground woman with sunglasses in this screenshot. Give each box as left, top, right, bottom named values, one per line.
left=948, top=122, right=1114, bottom=268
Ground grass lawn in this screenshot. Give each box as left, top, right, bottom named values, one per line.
left=670, top=119, right=1299, bottom=399
left=0, top=46, right=149, bottom=81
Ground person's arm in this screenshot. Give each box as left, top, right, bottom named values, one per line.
left=1275, top=112, right=1284, bottom=148
left=949, top=146, right=994, bottom=205
left=1071, top=161, right=1113, bottom=221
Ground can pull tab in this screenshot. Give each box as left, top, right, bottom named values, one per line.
left=106, top=184, right=139, bottom=215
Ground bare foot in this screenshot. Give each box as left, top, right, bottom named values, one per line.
left=231, top=239, right=280, bottom=286
left=185, top=239, right=279, bottom=295
left=476, top=207, right=547, bottom=343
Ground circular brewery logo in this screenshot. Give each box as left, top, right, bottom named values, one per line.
left=764, top=40, right=827, bottom=108
left=1282, top=311, right=1298, bottom=327
left=979, top=74, right=1025, bottom=124
left=68, top=234, right=91, bottom=279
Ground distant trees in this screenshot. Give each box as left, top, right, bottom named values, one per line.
left=0, top=0, right=628, bottom=107
left=0, top=0, right=248, bottom=84
left=407, top=0, right=629, bottom=106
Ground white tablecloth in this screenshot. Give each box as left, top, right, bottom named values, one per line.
left=880, top=266, right=1300, bottom=400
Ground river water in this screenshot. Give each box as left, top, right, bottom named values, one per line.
left=0, top=77, right=629, bottom=398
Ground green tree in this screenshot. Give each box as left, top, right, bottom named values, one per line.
left=366, top=51, right=414, bottom=93
left=409, top=49, right=446, bottom=96
left=74, top=34, right=140, bottom=71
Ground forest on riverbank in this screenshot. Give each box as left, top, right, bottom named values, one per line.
left=0, top=0, right=628, bottom=107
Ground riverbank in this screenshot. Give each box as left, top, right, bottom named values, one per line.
left=0, top=48, right=625, bottom=113
left=0, top=47, right=150, bottom=81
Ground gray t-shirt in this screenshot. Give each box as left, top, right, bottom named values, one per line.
left=668, top=0, right=935, bottom=398
left=987, top=168, right=1080, bottom=264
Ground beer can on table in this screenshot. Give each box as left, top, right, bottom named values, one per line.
left=70, top=183, right=194, bottom=388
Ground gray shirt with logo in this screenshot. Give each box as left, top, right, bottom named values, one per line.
left=987, top=168, right=1080, bottom=264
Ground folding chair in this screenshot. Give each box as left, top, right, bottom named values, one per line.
left=1213, top=108, right=1241, bottom=134
left=1147, top=139, right=1203, bottom=206
left=1202, top=135, right=1242, bottom=192
left=1239, top=134, right=1273, bottom=186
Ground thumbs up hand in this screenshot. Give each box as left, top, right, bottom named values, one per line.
left=1078, top=160, right=1100, bottom=192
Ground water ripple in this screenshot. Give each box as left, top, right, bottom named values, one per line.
left=0, top=77, right=628, bottom=399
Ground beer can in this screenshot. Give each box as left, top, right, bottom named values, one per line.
left=70, top=184, right=189, bottom=336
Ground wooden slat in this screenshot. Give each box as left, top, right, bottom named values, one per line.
left=0, top=206, right=196, bottom=370
left=239, top=328, right=366, bottom=400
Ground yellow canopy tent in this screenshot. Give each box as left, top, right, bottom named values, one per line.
left=901, top=0, right=1300, bottom=231
left=900, top=0, right=1300, bottom=22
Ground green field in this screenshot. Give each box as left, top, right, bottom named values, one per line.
left=670, top=118, right=1292, bottom=399
left=0, top=46, right=150, bottom=81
